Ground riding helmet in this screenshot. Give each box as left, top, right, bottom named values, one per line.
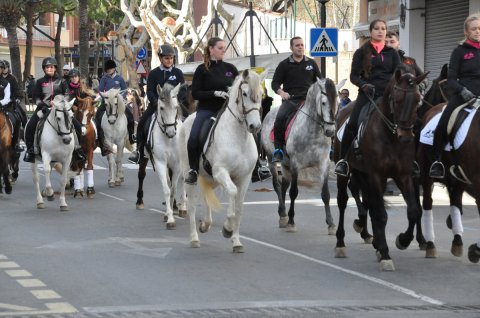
left=158, top=44, right=176, bottom=57
left=42, top=57, right=58, bottom=68
left=3, top=60, right=9, bottom=69
left=69, top=68, right=81, bottom=77
left=0, top=60, right=6, bottom=69
left=104, top=59, right=116, bottom=70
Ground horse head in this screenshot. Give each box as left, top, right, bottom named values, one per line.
left=307, top=77, right=337, bottom=138
left=419, top=63, right=450, bottom=119
left=229, top=69, right=266, bottom=134
left=156, top=83, right=181, bottom=138
left=388, top=66, right=428, bottom=142
left=101, top=88, right=125, bottom=125
left=75, top=96, right=96, bottom=129
left=50, top=95, right=74, bottom=145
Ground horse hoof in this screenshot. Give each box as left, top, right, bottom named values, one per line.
left=425, top=241, right=437, bottom=258
left=86, top=187, right=95, bottom=199
left=327, top=225, right=337, bottom=235
left=380, top=259, right=395, bottom=271
left=363, top=235, right=374, bottom=244
left=467, top=244, right=480, bottom=263
left=5, top=187, right=12, bottom=195
left=60, top=205, right=69, bottom=212
left=136, top=203, right=145, bottom=210
left=451, top=234, right=463, bottom=257
left=418, top=239, right=428, bottom=251
left=74, top=190, right=84, bottom=198
left=285, top=224, right=297, bottom=233
left=114, top=181, right=122, bottom=186
left=335, top=247, right=347, bottom=258
left=166, top=222, right=176, bottom=230
left=178, top=210, right=187, bottom=218
left=279, top=217, right=288, bottom=228
left=163, top=215, right=168, bottom=222
left=233, top=245, right=245, bottom=253
left=353, top=219, right=363, bottom=233
left=375, top=250, right=382, bottom=262
left=222, top=226, right=233, bottom=238
left=120, top=177, right=124, bottom=182
left=199, top=221, right=211, bottom=233
left=395, top=233, right=411, bottom=250
left=108, top=182, right=115, bottom=188
left=190, top=241, right=200, bottom=248
left=37, top=203, right=45, bottom=209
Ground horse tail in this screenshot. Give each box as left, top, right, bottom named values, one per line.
left=198, top=176, right=221, bottom=211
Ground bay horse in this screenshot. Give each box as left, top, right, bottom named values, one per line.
left=335, top=66, right=428, bottom=271
left=260, top=78, right=338, bottom=233
left=179, top=69, right=266, bottom=252
left=31, top=95, right=75, bottom=211
left=0, top=107, right=13, bottom=194
left=135, top=83, right=187, bottom=230
left=416, top=68, right=480, bottom=263
left=100, top=89, right=131, bottom=187
left=71, top=96, right=97, bottom=198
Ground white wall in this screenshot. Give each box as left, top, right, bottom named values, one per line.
left=400, top=0, right=426, bottom=70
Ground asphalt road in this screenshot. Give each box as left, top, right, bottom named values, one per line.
left=0, top=151, right=479, bottom=318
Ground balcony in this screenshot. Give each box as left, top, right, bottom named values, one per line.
left=0, top=25, right=52, bottom=42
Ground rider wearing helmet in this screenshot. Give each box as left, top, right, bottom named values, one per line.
left=23, top=57, right=70, bottom=162
left=63, top=64, right=71, bottom=83
left=0, top=59, right=27, bottom=153
left=128, top=44, right=185, bottom=164
left=95, top=59, right=136, bottom=156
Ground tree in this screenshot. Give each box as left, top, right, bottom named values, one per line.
left=78, top=0, right=89, bottom=79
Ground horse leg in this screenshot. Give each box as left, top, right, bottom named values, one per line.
left=286, top=172, right=298, bottom=232
left=32, top=163, right=45, bottom=209
left=42, top=157, right=55, bottom=201
left=335, top=174, right=349, bottom=258
left=85, top=169, right=95, bottom=199
left=395, top=176, right=419, bottom=250
left=448, top=184, right=464, bottom=257
left=270, top=163, right=287, bottom=227
left=73, top=173, right=83, bottom=198
left=213, top=167, right=239, bottom=244
left=174, top=167, right=187, bottom=217
left=115, top=145, right=124, bottom=185
left=107, top=153, right=116, bottom=187
left=155, top=161, right=175, bottom=230
left=321, top=176, right=336, bottom=235
left=58, top=160, right=70, bottom=211
left=278, top=177, right=290, bottom=228
left=2, top=160, right=12, bottom=194
left=186, top=183, right=200, bottom=247
left=413, top=178, right=427, bottom=250
left=230, top=179, right=250, bottom=253
left=349, top=176, right=373, bottom=243
left=135, top=158, right=148, bottom=209
left=421, top=178, right=437, bottom=258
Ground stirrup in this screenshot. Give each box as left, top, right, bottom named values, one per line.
left=429, top=161, right=445, bottom=179
left=412, top=161, right=420, bottom=178
left=449, top=165, right=472, bottom=184
left=334, top=159, right=349, bottom=177
left=272, top=148, right=284, bottom=163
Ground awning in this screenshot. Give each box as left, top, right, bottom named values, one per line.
left=353, top=19, right=400, bottom=39
left=177, top=52, right=292, bottom=79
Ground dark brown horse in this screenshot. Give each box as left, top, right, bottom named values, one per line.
left=70, top=96, right=97, bottom=198
left=0, top=108, right=13, bottom=194
left=416, top=66, right=480, bottom=263
left=335, top=66, right=428, bottom=271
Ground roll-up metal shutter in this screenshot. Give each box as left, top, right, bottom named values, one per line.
left=425, top=0, right=469, bottom=83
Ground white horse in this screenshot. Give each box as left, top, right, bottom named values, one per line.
left=100, top=88, right=130, bottom=187
left=179, top=69, right=266, bottom=252
left=260, top=78, right=338, bottom=233
left=31, top=95, right=75, bottom=211
left=136, top=83, right=186, bottom=229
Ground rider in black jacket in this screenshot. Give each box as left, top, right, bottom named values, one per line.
left=23, top=57, right=82, bottom=163
left=128, top=44, right=185, bottom=164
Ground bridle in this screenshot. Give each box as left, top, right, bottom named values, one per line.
left=156, top=99, right=178, bottom=138
left=226, top=80, right=261, bottom=128
left=105, top=98, right=118, bottom=124
left=47, top=106, right=73, bottom=136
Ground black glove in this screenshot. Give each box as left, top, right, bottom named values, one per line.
left=361, top=84, right=375, bottom=96
left=460, top=87, right=475, bottom=102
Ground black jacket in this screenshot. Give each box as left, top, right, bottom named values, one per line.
left=146, top=66, right=185, bottom=105
left=33, top=74, right=69, bottom=108
left=350, top=43, right=400, bottom=96
left=447, top=41, right=480, bottom=96
left=191, top=60, right=239, bottom=112
left=271, top=55, right=322, bottom=97
left=3, top=73, right=21, bottom=100
left=398, top=50, right=424, bottom=76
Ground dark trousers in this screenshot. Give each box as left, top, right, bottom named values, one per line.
left=273, top=99, right=301, bottom=149
left=340, top=92, right=371, bottom=158
left=187, top=109, right=216, bottom=171
left=432, top=94, right=464, bottom=160
left=95, top=103, right=135, bottom=142
left=136, top=103, right=156, bottom=150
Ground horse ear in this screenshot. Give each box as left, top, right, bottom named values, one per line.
left=259, top=68, right=269, bottom=83
left=395, top=68, right=403, bottom=82
left=172, top=83, right=181, bottom=96
left=156, top=84, right=162, bottom=96
left=68, top=98, right=76, bottom=107
left=416, top=72, right=429, bottom=85
left=336, top=78, right=347, bottom=91
left=440, top=63, right=448, bottom=78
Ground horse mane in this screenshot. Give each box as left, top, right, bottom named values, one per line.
left=383, top=64, right=413, bottom=100
left=232, top=69, right=262, bottom=103
left=104, top=88, right=126, bottom=114
left=304, top=77, right=338, bottom=116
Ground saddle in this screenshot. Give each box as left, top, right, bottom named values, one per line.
left=34, top=115, right=49, bottom=158
left=268, top=100, right=305, bottom=145
left=446, top=98, right=479, bottom=141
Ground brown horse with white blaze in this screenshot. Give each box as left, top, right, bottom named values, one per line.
left=0, top=108, right=13, bottom=194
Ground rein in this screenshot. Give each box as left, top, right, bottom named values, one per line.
left=47, top=107, right=73, bottom=136
left=156, top=112, right=178, bottom=137
left=226, top=80, right=260, bottom=127
left=286, top=89, right=335, bottom=127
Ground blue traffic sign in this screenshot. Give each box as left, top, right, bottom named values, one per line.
left=136, top=47, right=147, bottom=60
left=310, top=28, right=338, bottom=57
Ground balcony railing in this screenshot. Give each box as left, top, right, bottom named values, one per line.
left=0, top=25, right=52, bottom=42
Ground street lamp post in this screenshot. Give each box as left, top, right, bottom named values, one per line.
left=317, top=0, right=330, bottom=77
left=107, top=30, right=118, bottom=63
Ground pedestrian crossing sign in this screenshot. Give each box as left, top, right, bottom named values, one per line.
left=310, top=28, right=338, bottom=57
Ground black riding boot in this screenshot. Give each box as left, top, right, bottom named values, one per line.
left=185, top=143, right=199, bottom=185
left=125, top=107, right=136, bottom=144
left=429, top=130, right=446, bottom=179
left=335, top=129, right=355, bottom=176
left=23, top=114, right=38, bottom=163
left=272, top=143, right=285, bottom=163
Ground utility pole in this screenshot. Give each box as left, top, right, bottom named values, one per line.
left=318, top=0, right=330, bottom=76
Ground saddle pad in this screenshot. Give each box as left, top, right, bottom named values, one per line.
left=146, top=114, right=156, bottom=147
left=269, top=102, right=304, bottom=142
left=336, top=117, right=350, bottom=141
left=420, top=108, right=476, bottom=151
